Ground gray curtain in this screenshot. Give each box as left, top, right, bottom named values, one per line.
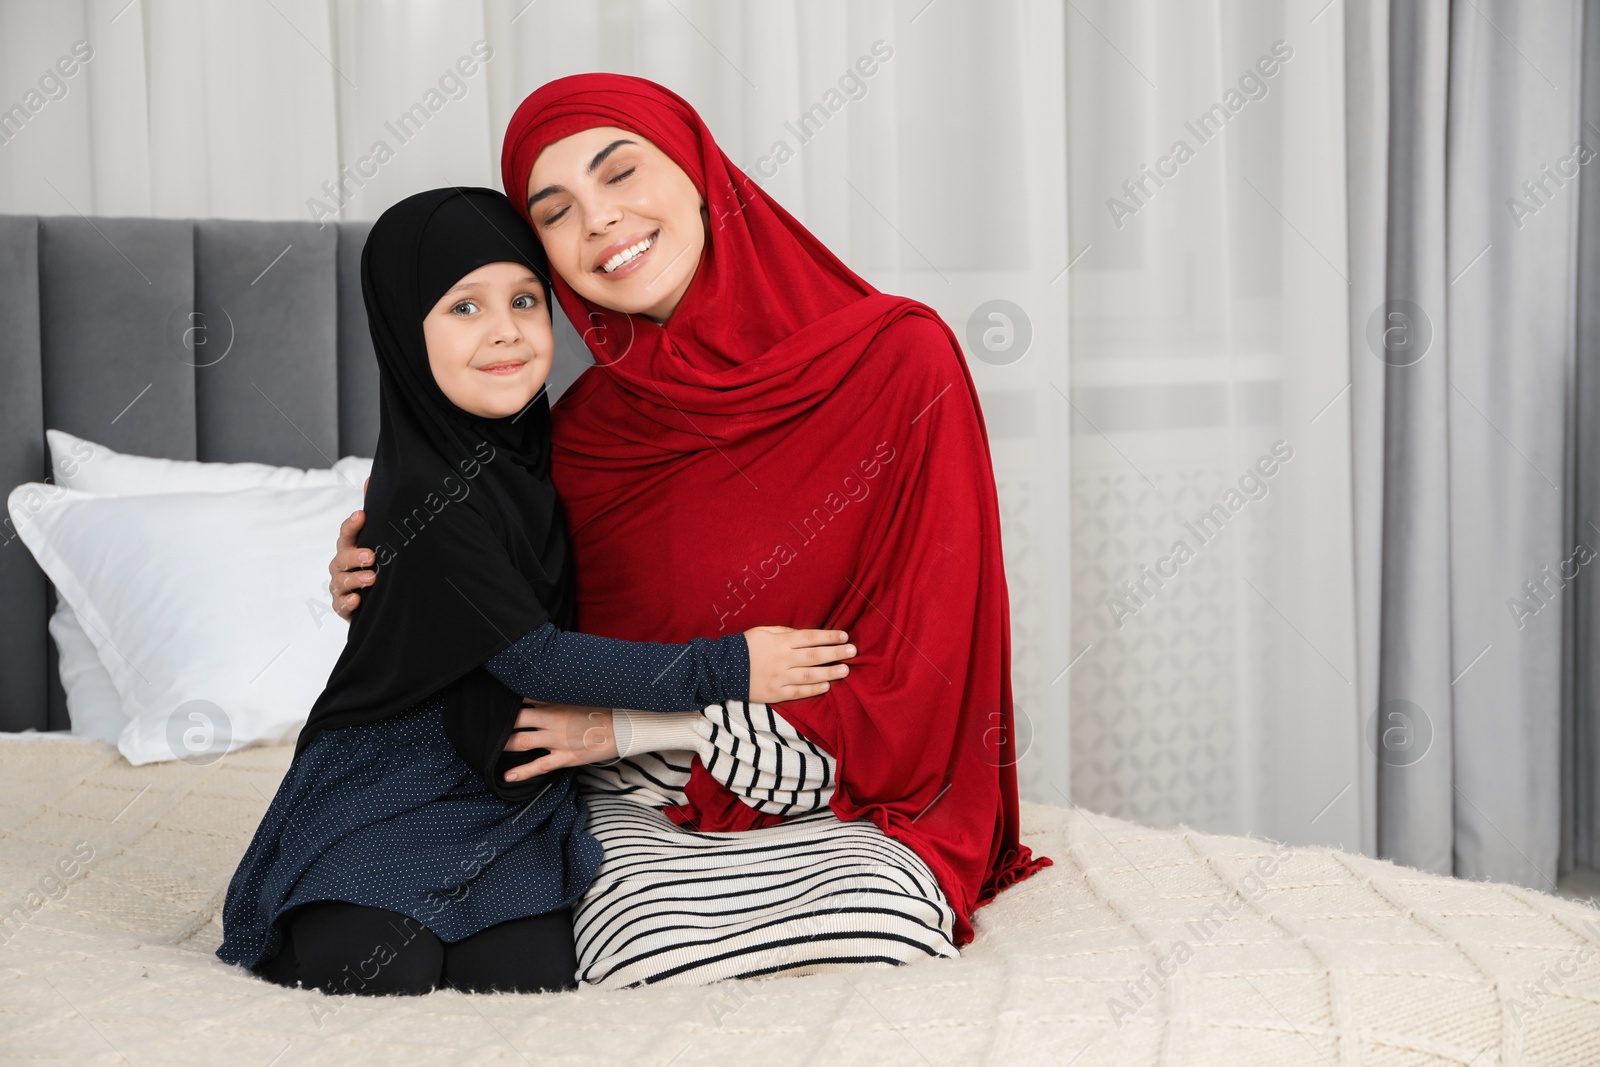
left=1346, top=0, right=1597, bottom=887
left=1571, top=0, right=1600, bottom=874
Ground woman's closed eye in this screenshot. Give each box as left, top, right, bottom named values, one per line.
left=539, top=166, right=637, bottom=227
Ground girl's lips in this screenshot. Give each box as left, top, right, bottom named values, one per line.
left=477, top=361, right=527, bottom=375
left=595, top=230, right=660, bottom=280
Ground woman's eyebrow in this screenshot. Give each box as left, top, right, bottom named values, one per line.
left=526, top=139, right=638, bottom=210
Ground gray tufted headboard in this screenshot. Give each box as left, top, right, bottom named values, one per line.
left=0, top=214, right=587, bottom=732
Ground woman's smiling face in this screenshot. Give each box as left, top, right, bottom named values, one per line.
left=525, top=125, right=707, bottom=324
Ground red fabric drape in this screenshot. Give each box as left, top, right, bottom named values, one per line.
left=501, top=73, right=1050, bottom=945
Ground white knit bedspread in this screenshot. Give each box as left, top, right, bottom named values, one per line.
left=2, top=737, right=1597, bottom=1066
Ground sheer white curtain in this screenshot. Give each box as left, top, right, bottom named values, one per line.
left=1064, top=0, right=1364, bottom=849
left=0, top=0, right=1073, bottom=803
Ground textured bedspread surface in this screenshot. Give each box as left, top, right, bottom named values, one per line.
left=2, top=737, right=1598, bottom=1066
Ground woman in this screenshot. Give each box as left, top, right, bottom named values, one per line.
left=330, top=73, right=1051, bottom=987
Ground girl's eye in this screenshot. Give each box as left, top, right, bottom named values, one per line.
left=513, top=293, right=538, bottom=310
left=451, top=301, right=478, bottom=315
left=608, top=166, right=635, bottom=184
left=541, top=206, right=568, bottom=226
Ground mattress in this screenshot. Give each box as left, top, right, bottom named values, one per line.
left=2, top=735, right=1597, bottom=1065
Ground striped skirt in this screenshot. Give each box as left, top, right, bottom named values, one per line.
left=572, top=701, right=959, bottom=988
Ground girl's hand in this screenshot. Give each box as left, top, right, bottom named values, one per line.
left=742, top=625, right=855, bottom=703
left=502, top=700, right=619, bottom=782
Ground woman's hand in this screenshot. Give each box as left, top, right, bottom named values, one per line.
left=328, top=478, right=374, bottom=621
left=742, top=625, right=855, bottom=703
left=502, top=700, right=619, bottom=782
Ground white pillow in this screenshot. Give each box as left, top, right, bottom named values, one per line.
left=36, top=430, right=370, bottom=743
left=46, top=428, right=372, bottom=494
left=47, top=606, right=127, bottom=745
left=7, top=482, right=358, bottom=765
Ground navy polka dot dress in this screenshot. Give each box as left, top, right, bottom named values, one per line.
left=217, top=623, right=749, bottom=972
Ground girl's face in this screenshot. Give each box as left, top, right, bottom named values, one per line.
left=525, top=125, right=707, bottom=324
left=422, top=261, right=553, bottom=419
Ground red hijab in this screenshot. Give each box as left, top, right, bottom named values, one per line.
left=501, top=73, right=1050, bottom=945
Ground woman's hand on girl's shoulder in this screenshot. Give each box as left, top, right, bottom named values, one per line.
left=328, top=478, right=375, bottom=621
left=742, top=625, right=855, bottom=704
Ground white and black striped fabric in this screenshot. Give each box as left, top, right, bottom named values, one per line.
left=694, top=699, right=837, bottom=815
left=572, top=701, right=958, bottom=988
left=594, top=700, right=835, bottom=814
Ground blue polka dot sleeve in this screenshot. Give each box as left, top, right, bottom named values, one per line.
left=483, top=624, right=750, bottom=712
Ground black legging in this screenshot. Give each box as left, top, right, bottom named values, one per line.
left=254, top=900, right=578, bottom=995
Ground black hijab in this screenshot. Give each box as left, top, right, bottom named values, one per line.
left=297, top=186, right=575, bottom=800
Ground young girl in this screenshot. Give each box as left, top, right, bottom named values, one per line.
left=216, top=186, right=856, bottom=996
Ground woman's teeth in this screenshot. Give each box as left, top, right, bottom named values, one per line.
left=601, top=233, right=656, bottom=273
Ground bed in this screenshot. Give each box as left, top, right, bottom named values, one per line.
left=2, top=214, right=1598, bottom=1064
left=4, top=735, right=1599, bottom=1065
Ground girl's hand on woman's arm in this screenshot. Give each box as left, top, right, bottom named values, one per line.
left=742, top=625, right=855, bottom=704
left=502, top=700, right=619, bottom=782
